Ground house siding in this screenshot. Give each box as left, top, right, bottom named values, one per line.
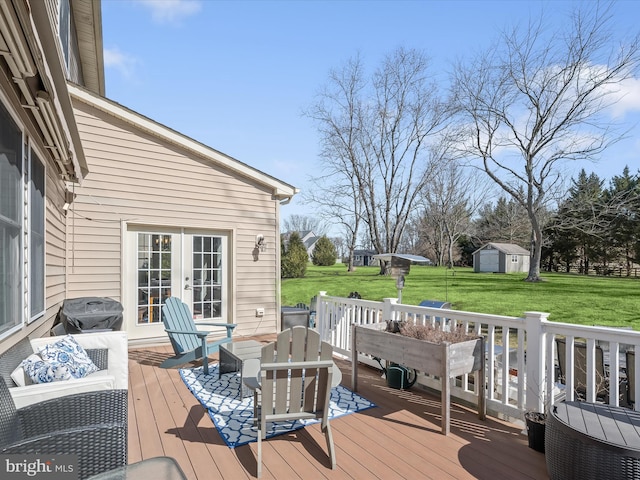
left=68, top=99, right=283, bottom=338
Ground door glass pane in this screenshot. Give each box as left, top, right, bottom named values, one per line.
left=192, top=235, right=222, bottom=320
left=137, top=233, right=172, bottom=324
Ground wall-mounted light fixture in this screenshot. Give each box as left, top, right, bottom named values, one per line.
left=62, top=189, right=75, bottom=211
left=255, top=234, right=267, bottom=252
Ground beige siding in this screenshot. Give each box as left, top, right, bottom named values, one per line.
left=68, top=100, right=284, bottom=338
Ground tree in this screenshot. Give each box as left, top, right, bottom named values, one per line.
left=474, top=195, right=531, bottom=247
left=281, top=215, right=326, bottom=236
left=416, top=156, right=489, bottom=267
left=311, top=236, right=337, bottom=266
left=453, top=3, right=640, bottom=282
left=281, top=232, right=308, bottom=278
left=307, top=48, right=449, bottom=274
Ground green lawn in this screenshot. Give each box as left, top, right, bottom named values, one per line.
left=281, top=265, right=640, bottom=329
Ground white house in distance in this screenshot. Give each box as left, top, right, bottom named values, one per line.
left=0, top=0, right=297, bottom=353
left=473, top=243, right=530, bottom=274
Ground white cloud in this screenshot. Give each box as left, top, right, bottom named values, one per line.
left=136, top=0, right=202, bottom=24
left=607, top=77, right=640, bottom=119
left=103, top=47, right=137, bottom=78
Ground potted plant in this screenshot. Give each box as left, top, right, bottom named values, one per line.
left=524, top=410, right=546, bottom=453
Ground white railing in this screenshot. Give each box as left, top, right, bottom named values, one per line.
left=316, top=292, right=640, bottom=422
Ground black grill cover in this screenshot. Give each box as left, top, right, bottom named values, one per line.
left=59, top=297, right=124, bottom=333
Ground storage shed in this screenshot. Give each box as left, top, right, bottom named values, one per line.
left=472, top=243, right=530, bottom=273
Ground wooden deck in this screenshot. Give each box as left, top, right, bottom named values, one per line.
left=128, top=336, right=549, bottom=479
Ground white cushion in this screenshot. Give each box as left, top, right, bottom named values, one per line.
left=37, top=334, right=98, bottom=379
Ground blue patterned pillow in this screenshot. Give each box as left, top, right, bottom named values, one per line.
left=37, top=335, right=99, bottom=379
left=21, top=355, right=74, bottom=384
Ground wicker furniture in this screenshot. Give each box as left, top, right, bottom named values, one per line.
left=0, top=378, right=127, bottom=479
left=546, top=401, right=640, bottom=479
left=0, top=331, right=128, bottom=408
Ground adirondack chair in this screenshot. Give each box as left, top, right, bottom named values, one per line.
left=243, top=326, right=336, bottom=477
left=160, top=297, right=236, bottom=374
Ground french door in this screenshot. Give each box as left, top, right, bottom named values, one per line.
left=125, top=227, right=228, bottom=339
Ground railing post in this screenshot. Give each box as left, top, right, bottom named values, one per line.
left=382, top=298, right=397, bottom=323
left=317, top=291, right=328, bottom=341
left=524, top=311, right=550, bottom=414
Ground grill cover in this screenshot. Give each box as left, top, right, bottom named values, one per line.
left=59, top=297, right=124, bottom=333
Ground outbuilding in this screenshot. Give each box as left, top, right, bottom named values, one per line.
left=473, top=243, right=530, bottom=273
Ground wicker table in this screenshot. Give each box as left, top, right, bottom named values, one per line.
left=546, top=401, right=640, bottom=480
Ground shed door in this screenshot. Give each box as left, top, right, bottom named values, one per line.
left=479, top=249, right=499, bottom=273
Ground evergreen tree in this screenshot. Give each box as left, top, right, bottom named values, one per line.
left=281, top=232, right=308, bottom=278
left=311, top=236, right=337, bottom=266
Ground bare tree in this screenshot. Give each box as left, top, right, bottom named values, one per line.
left=307, top=48, right=449, bottom=273
left=452, top=3, right=640, bottom=281
left=416, top=148, right=490, bottom=267
left=281, top=214, right=326, bottom=236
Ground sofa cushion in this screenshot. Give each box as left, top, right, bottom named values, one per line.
left=37, top=335, right=99, bottom=379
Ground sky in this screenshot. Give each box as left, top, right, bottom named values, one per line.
left=100, top=0, right=640, bottom=227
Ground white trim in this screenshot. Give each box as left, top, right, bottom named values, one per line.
left=68, top=84, right=299, bottom=199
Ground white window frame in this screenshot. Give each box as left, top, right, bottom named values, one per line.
left=28, top=145, right=46, bottom=322
left=0, top=97, right=47, bottom=337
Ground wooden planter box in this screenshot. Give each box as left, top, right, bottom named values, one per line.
left=351, top=322, right=486, bottom=435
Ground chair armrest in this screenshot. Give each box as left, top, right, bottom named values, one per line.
left=199, top=322, right=237, bottom=330
left=10, top=374, right=116, bottom=409
left=17, top=389, right=127, bottom=437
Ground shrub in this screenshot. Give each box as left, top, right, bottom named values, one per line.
left=281, top=232, right=308, bottom=278
left=311, top=235, right=337, bottom=266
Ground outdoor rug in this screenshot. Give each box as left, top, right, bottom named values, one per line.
left=179, top=363, right=376, bottom=448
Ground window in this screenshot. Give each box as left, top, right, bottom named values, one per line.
left=59, top=0, right=70, bottom=71
left=511, top=255, right=519, bottom=263
left=0, top=101, right=46, bottom=336
left=0, top=102, right=23, bottom=335
left=29, top=149, right=45, bottom=320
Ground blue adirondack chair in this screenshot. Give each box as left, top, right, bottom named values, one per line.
left=160, top=297, right=236, bottom=374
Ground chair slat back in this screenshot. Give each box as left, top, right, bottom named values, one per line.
left=162, top=297, right=199, bottom=353
left=261, top=326, right=333, bottom=417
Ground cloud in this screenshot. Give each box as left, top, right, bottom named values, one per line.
left=608, top=76, right=640, bottom=119
left=103, top=47, right=137, bottom=78
left=136, top=0, right=202, bottom=24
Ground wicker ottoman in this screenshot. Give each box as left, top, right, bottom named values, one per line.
left=546, top=401, right=640, bottom=480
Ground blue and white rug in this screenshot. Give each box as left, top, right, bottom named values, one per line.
left=179, top=363, right=376, bottom=448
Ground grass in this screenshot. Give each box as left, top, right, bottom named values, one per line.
left=281, top=264, right=640, bottom=330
